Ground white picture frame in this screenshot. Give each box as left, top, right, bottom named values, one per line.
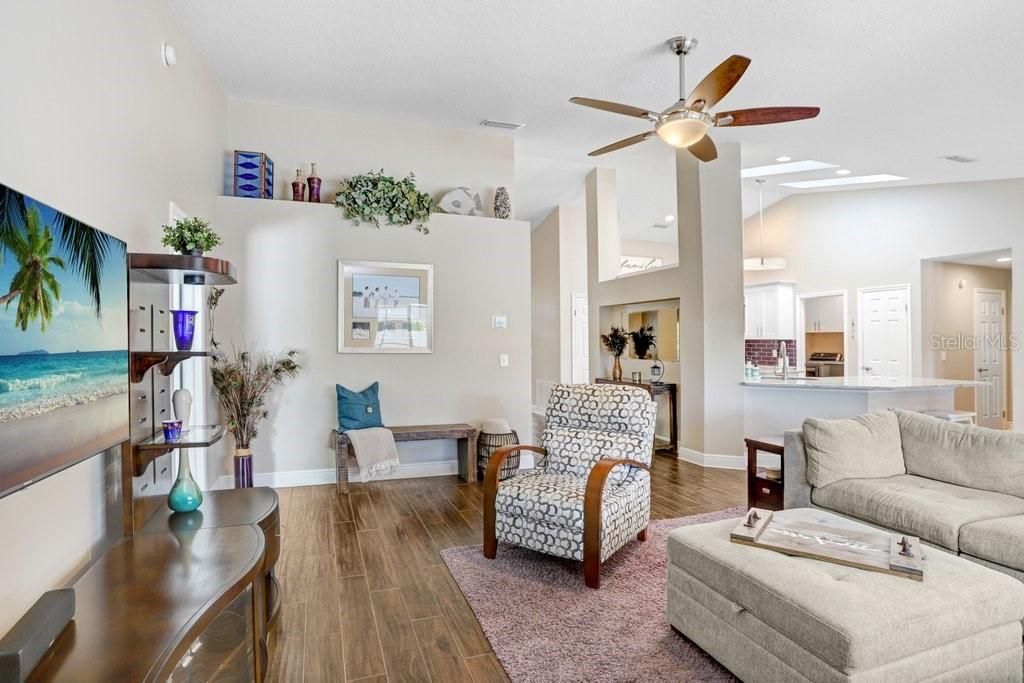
left=338, top=260, right=434, bottom=353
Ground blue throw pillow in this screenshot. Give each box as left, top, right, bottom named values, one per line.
left=337, top=382, right=384, bottom=431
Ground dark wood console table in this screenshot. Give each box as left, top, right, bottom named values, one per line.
left=332, top=423, right=478, bottom=494
left=29, top=525, right=267, bottom=682
left=140, top=487, right=282, bottom=625
left=594, top=379, right=678, bottom=453
left=745, top=435, right=785, bottom=511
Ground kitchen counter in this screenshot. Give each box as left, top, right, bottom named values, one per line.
left=743, top=375, right=983, bottom=442
left=743, top=376, right=984, bottom=391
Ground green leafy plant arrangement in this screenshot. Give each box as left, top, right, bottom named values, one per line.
left=334, top=169, right=435, bottom=234
left=629, top=324, right=657, bottom=360
left=160, top=217, right=222, bottom=255
left=600, top=326, right=629, bottom=358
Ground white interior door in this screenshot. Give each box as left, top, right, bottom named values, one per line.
left=974, top=288, right=1006, bottom=428
left=858, top=286, right=910, bottom=382
left=571, top=294, right=589, bottom=383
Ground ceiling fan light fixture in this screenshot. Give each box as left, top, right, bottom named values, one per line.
left=655, top=110, right=712, bottom=148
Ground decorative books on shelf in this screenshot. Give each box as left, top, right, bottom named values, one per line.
left=233, top=150, right=274, bottom=199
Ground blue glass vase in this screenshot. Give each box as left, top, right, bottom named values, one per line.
left=168, top=452, right=203, bottom=512
left=171, top=310, right=198, bottom=351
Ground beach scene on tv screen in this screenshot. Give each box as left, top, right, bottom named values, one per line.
left=0, top=183, right=128, bottom=492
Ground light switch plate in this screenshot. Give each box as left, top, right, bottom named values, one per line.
left=492, top=315, right=507, bottom=329
left=499, top=353, right=510, bottom=367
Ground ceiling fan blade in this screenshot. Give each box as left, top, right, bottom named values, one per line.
left=684, top=55, right=751, bottom=111
left=587, top=132, right=655, bottom=156
left=687, top=134, right=717, bottom=162
left=715, top=106, right=820, bottom=127
left=570, top=97, right=656, bottom=119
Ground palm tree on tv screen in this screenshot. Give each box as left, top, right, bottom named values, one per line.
left=2, top=207, right=65, bottom=331
left=0, top=184, right=120, bottom=319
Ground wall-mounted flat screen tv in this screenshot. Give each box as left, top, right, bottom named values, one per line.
left=0, top=182, right=128, bottom=498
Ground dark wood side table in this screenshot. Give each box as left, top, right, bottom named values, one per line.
left=141, top=487, right=281, bottom=626
left=745, top=436, right=785, bottom=510
left=594, top=378, right=678, bottom=454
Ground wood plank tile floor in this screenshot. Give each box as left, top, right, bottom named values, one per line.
left=267, top=455, right=745, bottom=682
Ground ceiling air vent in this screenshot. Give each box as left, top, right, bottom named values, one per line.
left=651, top=223, right=670, bottom=229
left=940, top=154, right=978, bottom=163
left=480, top=119, right=525, bottom=131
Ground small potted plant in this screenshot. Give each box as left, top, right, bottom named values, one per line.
left=629, top=324, right=657, bottom=360
left=161, top=217, right=222, bottom=256
left=600, top=326, right=629, bottom=381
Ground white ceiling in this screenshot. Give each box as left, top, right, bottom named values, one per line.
left=934, top=249, right=1013, bottom=270
left=171, top=1, right=1024, bottom=235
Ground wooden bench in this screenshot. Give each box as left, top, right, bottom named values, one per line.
left=331, top=423, right=478, bottom=494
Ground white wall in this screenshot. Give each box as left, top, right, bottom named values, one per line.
left=210, top=199, right=531, bottom=484
left=0, top=0, right=226, bottom=634
left=225, top=97, right=514, bottom=206
left=743, top=179, right=1024, bottom=425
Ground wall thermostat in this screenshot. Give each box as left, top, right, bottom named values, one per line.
left=492, top=315, right=508, bottom=329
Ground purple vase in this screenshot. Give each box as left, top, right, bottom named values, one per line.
left=171, top=310, right=198, bottom=351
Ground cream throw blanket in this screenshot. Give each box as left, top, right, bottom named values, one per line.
left=346, top=427, right=399, bottom=480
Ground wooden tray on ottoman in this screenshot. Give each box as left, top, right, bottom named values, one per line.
left=730, top=508, right=924, bottom=580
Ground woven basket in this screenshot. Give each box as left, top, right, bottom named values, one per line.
left=477, top=429, right=520, bottom=481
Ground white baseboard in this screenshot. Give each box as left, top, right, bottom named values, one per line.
left=211, top=460, right=459, bottom=490
left=676, top=447, right=781, bottom=470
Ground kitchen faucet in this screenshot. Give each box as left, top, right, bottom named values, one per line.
left=779, top=340, right=789, bottom=380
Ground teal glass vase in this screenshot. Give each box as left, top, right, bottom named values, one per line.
left=168, top=452, right=203, bottom=512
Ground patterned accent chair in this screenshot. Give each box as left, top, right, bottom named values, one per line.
left=483, top=383, right=657, bottom=588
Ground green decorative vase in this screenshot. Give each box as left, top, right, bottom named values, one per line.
left=168, top=452, right=203, bottom=512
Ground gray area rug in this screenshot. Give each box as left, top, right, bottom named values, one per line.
left=441, top=508, right=744, bottom=682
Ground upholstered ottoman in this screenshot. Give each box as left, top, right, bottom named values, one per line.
left=666, top=509, right=1024, bottom=682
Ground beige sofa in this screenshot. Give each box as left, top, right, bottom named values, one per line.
left=785, top=409, right=1024, bottom=581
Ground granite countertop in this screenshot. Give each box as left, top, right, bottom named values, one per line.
left=741, top=376, right=986, bottom=391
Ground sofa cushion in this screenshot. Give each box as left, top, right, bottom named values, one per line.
left=960, top=515, right=1024, bottom=572
left=812, top=474, right=1024, bottom=550
left=667, top=512, right=1024, bottom=673
left=802, top=411, right=905, bottom=488
left=896, top=409, right=1024, bottom=499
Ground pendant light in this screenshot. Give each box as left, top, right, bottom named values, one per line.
left=743, top=178, right=787, bottom=271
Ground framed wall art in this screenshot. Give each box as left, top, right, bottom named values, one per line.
left=338, top=260, right=433, bottom=353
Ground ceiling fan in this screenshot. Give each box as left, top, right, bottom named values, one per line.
left=570, top=36, right=820, bottom=161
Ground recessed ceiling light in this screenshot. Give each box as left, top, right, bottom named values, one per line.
left=835, top=169, right=851, bottom=175
left=779, top=174, right=908, bottom=189
left=996, top=257, right=1012, bottom=263
left=741, top=160, right=838, bottom=178
left=775, top=156, right=791, bottom=162
left=664, top=214, right=675, bottom=222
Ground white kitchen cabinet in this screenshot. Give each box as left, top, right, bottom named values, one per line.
left=744, top=283, right=795, bottom=339
left=805, top=294, right=844, bottom=333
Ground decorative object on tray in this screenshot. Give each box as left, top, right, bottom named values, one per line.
left=210, top=346, right=300, bottom=488
left=438, top=187, right=483, bottom=216
left=493, top=186, right=511, bottom=219
left=160, top=217, right=222, bottom=256
left=729, top=507, right=924, bottom=580
left=290, top=168, right=306, bottom=202
left=337, top=260, right=433, bottom=353
left=172, top=388, right=193, bottom=431
left=477, top=418, right=519, bottom=481
left=207, top=287, right=225, bottom=350
left=0, top=182, right=128, bottom=500
left=335, top=170, right=434, bottom=233
left=162, top=419, right=182, bottom=442
left=307, top=162, right=321, bottom=203
left=336, top=381, right=384, bottom=430
left=650, top=358, right=665, bottom=383
left=167, top=451, right=203, bottom=512
left=600, top=326, right=628, bottom=381
left=170, top=310, right=198, bottom=351
left=631, top=370, right=642, bottom=382
left=629, top=323, right=656, bottom=359
left=232, top=150, right=274, bottom=199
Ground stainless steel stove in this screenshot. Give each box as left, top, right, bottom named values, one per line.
left=806, top=352, right=844, bottom=377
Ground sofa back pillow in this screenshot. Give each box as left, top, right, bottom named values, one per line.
left=337, top=382, right=384, bottom=431
left=802, top=411, right=905, bottom=488
left=896, top=410, right=1024, bottom=498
